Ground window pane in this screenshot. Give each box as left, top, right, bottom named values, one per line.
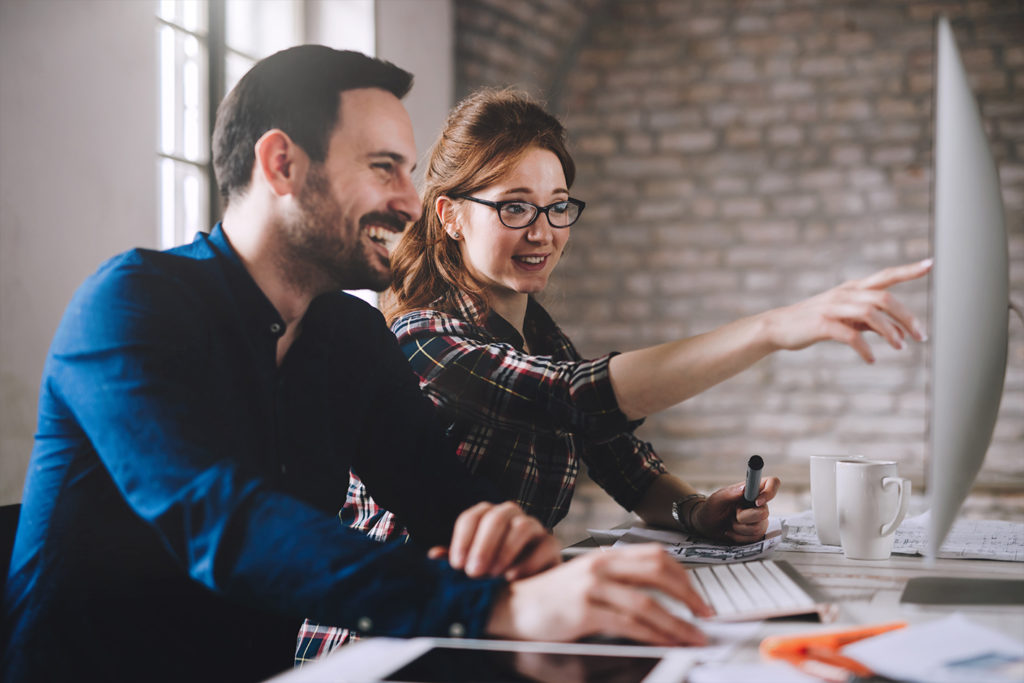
left=160, top=158, right=176, bottom=248
left=159, top=25, right=177, bottom=154
left=225, top=51, right=256, bottom=97
left=158, top=0, right=208, bottom=34
left=311, top=0, right=375, bottom=55
left=226, top=0, right=300, bottom=58
left=159, top=27, right=209, bottom=162
left=159, top=159, right=209, bottom=249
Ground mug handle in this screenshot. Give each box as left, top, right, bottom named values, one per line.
left=880, top=477, right=911, bottom=537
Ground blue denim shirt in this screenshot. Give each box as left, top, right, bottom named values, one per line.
left=2, top=225, right=502, bottom=682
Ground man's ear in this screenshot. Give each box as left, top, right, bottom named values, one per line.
left=253, top=129, right=306, bottom=197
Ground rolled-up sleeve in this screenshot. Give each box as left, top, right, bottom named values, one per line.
left=580, top=432, right=667, bottom=512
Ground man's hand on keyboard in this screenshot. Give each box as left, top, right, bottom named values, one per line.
left=694, top=476, right=781, bottom=543
left=484, top=544, right=714, bottom=646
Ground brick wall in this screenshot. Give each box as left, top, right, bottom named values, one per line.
left=454, top=0, right=1024, bottom=539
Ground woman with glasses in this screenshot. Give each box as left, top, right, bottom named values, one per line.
left=340, top=87, right=930, bottom=552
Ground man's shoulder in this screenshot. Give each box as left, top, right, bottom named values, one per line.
left=86, top=239, right=218, bottom=293
left=62, top=240, right=226, bottom=338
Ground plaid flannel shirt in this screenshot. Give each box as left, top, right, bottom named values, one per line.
left=296, top=293, right=667, bottom=665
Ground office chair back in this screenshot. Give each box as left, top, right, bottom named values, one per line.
left=1, top=503, right=21, bottom=594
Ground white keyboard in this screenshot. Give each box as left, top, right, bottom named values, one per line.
left=659, top=559, right=836, bottom=623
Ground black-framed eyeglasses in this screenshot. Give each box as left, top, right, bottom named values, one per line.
left=453, top=195, right=586, bottom=229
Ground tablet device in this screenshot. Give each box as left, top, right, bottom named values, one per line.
left=272, top=637, right=696, bottom=683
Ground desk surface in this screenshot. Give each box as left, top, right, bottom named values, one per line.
left=274, top=544, right=1024, bottom=681
left=713, top=548, right=1024, bottom=665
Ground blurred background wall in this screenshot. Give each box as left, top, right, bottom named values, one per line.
left=452, top=0, right=1023, bottom=539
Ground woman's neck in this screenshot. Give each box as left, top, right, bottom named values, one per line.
left=488, top=291, right=529, bottom=340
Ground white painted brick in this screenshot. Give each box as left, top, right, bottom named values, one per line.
left=707, top=103, right=741, bottom=126
left=772, top=80, right=814, bottom=99
left=720, top=197, right=766, bottom=218
left=871, top=146, right=915, bottom=165
left=659, top=270, right=740, bottom=294
left=642, top=178, right=696, bottom=198
left=659, top=130, right=717, bottom=152
left=604, top=156, right=686, bottom=178
left=725, top=127, right=762, bottom=147
left=738, top=221, right=799, bottom=242
left=769, top=125, right=804, bottom=146
left=799, top=168, right=845, bottom=190
left=823, top=191, right=867, bottom=215
left=825, top=99, right=873, bottom=121
left=771, top=195, right=818, bottom=216
left=754, top=172, right=796, bottom=193
left=850, top=393, right=897, bottom=413
left=750, top=413, right=836, bottom=437
left=710, top=176, right=749, bottom=194
left=835, top=415, right=925, bottom=438
left=831, top=145, right=865, bottom=165
left=848, top=167, right=886, bottom=187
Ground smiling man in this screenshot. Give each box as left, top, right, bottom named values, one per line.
left=0, top=47, right=560, bottom=682
left=2, top=46, right=715, bottom=683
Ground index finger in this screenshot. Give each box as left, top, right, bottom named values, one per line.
left=858, top=258, right=933, bottom=290
left=462, top=502, right=521, bottom=577
left=448, top=502, right=491, bottom=570
left=756, top=476, right=782, bottom=506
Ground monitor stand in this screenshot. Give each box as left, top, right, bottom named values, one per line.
left=901, top=576, right=1024, bottom=606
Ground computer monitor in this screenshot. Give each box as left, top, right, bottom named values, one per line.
left=925, top=16, right=1010, bottom=562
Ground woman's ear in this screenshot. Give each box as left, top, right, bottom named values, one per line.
left=436, top=196, right=462, bottom=240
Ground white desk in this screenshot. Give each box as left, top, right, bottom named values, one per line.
left=719, top=548, right=1024, bottom=665
left=272, top=547, right=1024, bottom=682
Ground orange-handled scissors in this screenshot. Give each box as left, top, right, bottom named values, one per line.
left=760, top=621, right=907, bottom=681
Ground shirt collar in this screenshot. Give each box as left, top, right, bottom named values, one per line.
left=449, top=289, right=564, bottom=355
left=203, top=223, right=287, bottom=341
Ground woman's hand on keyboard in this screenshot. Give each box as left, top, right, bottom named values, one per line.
left=484, top=544, right=713, bottom=646
left=694, top=476, right=781, bottom=543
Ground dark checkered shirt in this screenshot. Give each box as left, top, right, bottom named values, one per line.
left=296, top=293, right=667, bottom=664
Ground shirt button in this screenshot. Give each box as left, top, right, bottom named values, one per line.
left=269, top=322, right=283, bottom=334
left=448, top=622, right=466, bottom=638
left=357, top=616, right=373, bottom=632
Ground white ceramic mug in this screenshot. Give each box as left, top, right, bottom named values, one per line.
left=809, top=454, right=865, bottom=545
left=836, top=460, right=911, bottom=560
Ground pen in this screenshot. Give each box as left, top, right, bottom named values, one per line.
left=743, top=454, right=763, bottom=508
left=759, top=621, right=907, bottom=681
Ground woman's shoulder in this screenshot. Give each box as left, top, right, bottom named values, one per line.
left=390, top=307, right=488, bottom=343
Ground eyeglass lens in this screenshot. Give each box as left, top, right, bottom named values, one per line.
left=500, top=201, right=580, bottom=228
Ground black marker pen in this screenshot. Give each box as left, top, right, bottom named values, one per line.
left=743, top=455, right=764, bottom=508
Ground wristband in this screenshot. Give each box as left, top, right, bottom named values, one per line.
left=670, top=493, right=707, bottom=534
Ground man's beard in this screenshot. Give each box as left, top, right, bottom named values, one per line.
left=279, top=167, right=396, bottom=293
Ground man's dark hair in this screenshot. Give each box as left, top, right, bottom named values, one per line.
left=212, top=46, right=413, bottom=204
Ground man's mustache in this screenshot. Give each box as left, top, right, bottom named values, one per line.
left=360, top=211, right=407, bottom=233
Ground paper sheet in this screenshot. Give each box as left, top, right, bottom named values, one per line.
left=842, top=613, right=1024, bottom=683
left=609, top=519, right=783, bottom=563
left=779, top=510, right=1024, bottom=561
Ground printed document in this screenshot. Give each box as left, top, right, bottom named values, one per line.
left=779, top=510, right=1024, bottom=561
